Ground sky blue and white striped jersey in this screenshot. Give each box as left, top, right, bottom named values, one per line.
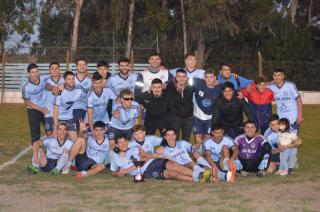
left=41, top=136, right=73, bottom=160
left=169, top=68, right=205, bottom=79
left=87, top=88, right=116, bottom=124
left=163, top=140, right=193, bottom=165
left=54, top=86, right=86, bottom=120
left=106, top=73, right=137, bottom=97
left=110, top=101, right=140, bottom=130
left=203, top=136, right=234, bottom=162
left=128, top=135, right=162, bottom=154
left=86, top=135, right=110, bottom=164
left=73, top=74, right=92, bottom=110
left=44, top=76, right=65, bottom=117
left=267, top=81, right=300, bottom=124
left=110, top=147, right=154, bottom=176
left=21, top=74, right=49, bottom=108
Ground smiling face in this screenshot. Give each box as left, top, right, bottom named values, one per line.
left=269, top=120, right=279, bottom=132
left=64, top=74, right=75, bottom=88
left=93, top=126, right=105, bottom=140
left=120, top=94, right=134, bottom=109
left=244, top=123, right=256, bottom=137
left=176, top=72, right=187, bottom=86
left=222, top=87, right=234, bottom=101
left=92, top=78, right=103, bottom=93
left=76, top=60, right=87, bottom=73
left=204, top=73, right=216, bottom=87
left=148, top=55, right=161, bottom=69
left=185, top=55, right=197, bottom=70
left=221, top=65, right=232, bottom=79
left=133, top=130, right=145, bottom=142
left=50, top=64, right=60, bottom=78
left=56, top=124, right=68, bottom=140
left=273, top=72, right=285, bottom=84
left=151, top=83, right=162, bottom=97
left=28, top=68, right=39, bottom=82
left=119, top=62, right=130, bottom=75
left=212, top=129, right=224, bottom=143
left=116, top=137, right=129, bottom=152
left=164, top=130, right=176, bottom=147
left=97, top=66, right=109, bottom=78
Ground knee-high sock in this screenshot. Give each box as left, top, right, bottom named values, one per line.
left=192, top=165, right=205, bottom=182
left=55, top=152, right=69, bottom=171
left=197, top=156, right=211, bottom=168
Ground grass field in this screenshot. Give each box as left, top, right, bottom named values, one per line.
left=0, top=104, right=320, bottom=211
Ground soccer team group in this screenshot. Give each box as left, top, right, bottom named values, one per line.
left=22, top=52, right=303, bottom=183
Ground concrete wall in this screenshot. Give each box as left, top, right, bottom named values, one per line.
left=0, top=91, right=319, bottom=104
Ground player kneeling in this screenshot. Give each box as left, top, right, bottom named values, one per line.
left=111, top=134, right=198, bottom=182
left=27, top=122, right=73, bottom=175
left=62, top=121, right=112, bottom=178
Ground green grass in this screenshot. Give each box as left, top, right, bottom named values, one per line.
left=0, top=104, right=320, bottom=211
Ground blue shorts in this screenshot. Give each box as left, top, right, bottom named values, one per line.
left=44, top=117, right=54, bottom=132
left=75, top=153, right=97, bottom=171
left=270, top=153, right=280, bottom=163
left=107, top=126, right=132, bottom=140
left=193, top=117, right=211, bottom=135
left=143, top=158, right=168, bottom=179
left=41, top=158, right=57, bottom=172
left=59, top=119, right=77, bottom=131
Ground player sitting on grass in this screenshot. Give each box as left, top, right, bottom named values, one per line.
left=111, top=134, right=197, bottom=182
left=156, top=128, right=212, bottom=183
left=203, top=125, right=239, bottom=182
left=234, top=121, right=272, bottom=177
left=27, top=122, right=73, bottom=175
left=62, top=121, right=112, bottom=178
left=129, top=125, right=163, bottom=157
left=276, top=118, right=302, bottom=176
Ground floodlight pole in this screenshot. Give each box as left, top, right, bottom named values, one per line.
left=1, top=50, right=6, bottom=103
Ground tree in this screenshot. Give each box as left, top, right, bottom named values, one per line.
left=71, top=0, right=84, bottom=60
left=125, top=0, right=135, bottom=58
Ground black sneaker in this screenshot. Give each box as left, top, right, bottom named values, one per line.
left=288, top=168, right=295, bottom=175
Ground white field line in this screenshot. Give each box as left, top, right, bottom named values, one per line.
left=0, top=145, right=31, bottom=171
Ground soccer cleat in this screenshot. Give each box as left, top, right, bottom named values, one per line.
left=70, top=165, right=78, bottom=171
left=227, top=160, right=236, bottom=183
left=61, top=166, right=71, bottom=175
left=50, top=168, right=60, bottom=176
left=288, top=168, right=295, bottom=175
left=27, top=165, right=40, bottom=174
left=75, top=172, right=84, bottom=179
left=210, top=166, right=219, bottom=183
left=280, top=170, right=288, bottom=176
left=199, top=169, right=211, bottom=183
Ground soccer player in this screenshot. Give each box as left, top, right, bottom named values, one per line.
left=106, top=57, right=137, bottom=97
left=107, top=89, right=140, bottom=141
left=73, top=57, right=92, bottom=130
left=27, top=122, right=73, bottom=175
left=217, top=63, right=253, bottom=90
left=135, top=78, right=173, bottom=135
left=87, top=72, right=116, bottom=132
left=166, top=69, right=194, bottom=141
left=234, top=121, right=272, bottom=177
left=267, top=68, right=303, bottom=132
left=241, top=76, right=274, bottom=134
left=192, top=69, right=222, bottom=147
left=44, top=62, right=65, bottom=136
left=134, top=53, right=173, bottom=96
left=129, top=125, right=163, bottom=156
left=97, top=60, right=112, bottom=84
left=156, top=128, right=212, bottom=183
left=53, top=71, right=86, bottom=141
left=111, top=134, right=197, bottom=182
left=62, top=121, right=111, bottom=177
left=170, top=53, right=205, bottom=79
left=212, top=82, right=255, bottom=139
left=203, top=125, right=239, bottom=182
left=22, top=63, right=50, bottom=147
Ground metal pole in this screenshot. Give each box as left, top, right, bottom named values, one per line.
left=66, top=50, right=70, bottom=71
left=258, top=51, right=263, bottom=77
left=1, top=50, right=6, bottom=103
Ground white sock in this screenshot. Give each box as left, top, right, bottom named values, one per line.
left=222, top=158, right=229, bottom=171
left=55, top=153, right=69, bottom=171
left=197, top=157, right=211, bottom=168
left=31, top=149, right=42, bottom=167
left=81, top=171, right=88, bottom=177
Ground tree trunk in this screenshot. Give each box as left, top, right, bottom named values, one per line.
left=180, top=0, right=188, bottom=55
left=308, top=0, right=313, bottom=26
left=195, top=30, right=205, bottom=68
left=125, top=0, right=135, bottom=58
left=290, top=0, right=298, bottom=24
left=71, top=0, right=84, bottom=61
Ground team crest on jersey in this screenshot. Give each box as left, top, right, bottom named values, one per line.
left=152, top=171, right=159, bottom=178
left=283, top=91, right=289, bottom=96
left=202, top=99, right=211, bottom=107
left=198, top=91, right=204, bottom=97
left=250, top=143, right=256, bottom=149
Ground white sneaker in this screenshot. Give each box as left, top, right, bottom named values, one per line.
left=61, top=162, right=72, bottom=175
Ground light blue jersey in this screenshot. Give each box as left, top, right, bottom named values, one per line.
left=106, top=73, right=137, bottom=97
left=128, top=135, right=162, bottom=154
left=86, top=135, right=110, bottom=164
left=170, top=68, right=205, bottom=79
left=163, top=140, right=193, bottom=165
left=264, top=126, right=297, bottom=149
left=21, top=74, right=49, bottom=108
left=44, top=76, right=65, bottom=117
left=73, top=74, right=92, bottom=110
left=217, top=74, right=253, bottom=90
left=203, top=136, right=234, bottom=162
left=87, top=88, right=116, bottom=124
left=54, top=86, right=86, bottom=120
left=267, top=81, right=300, bottom=125
left=41, top=136, right=73, bottom=160
left=110, top=147, right=154, bottom=176
left=110, top=101, right=140, bottom=130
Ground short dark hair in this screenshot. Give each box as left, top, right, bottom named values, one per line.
left=254, top=76, right=267, bottom=85
left=204, top=68, right=217, bottom=76
left=49, top=61, right=60, bottom=68
left=93, top=121, right=106, bottom=129
left=161, top=128, right=177, bottom=147
left=212, top=125, right=225, bottom=132
left=58, top=122, right=68, bottom=129
left=27, top=63, right=38, bottom=72
left=132, top=124, right=145, bottom=133
left=115, top=133, right=128, bottom=144
left=184, top=53, right=196, bottom=60
left=269, top=114, right=279, bottom=123
left=220, top=63, right=232, bottom=69
left=279, top=118, right=290, bottom=131
left=163, top=128, right=176, bottom=136
left=244, top=120, right=256, bottom=127
left=117, top=57, right=130, bottom=65
left=97, top=60, right=109, bottom=68
left=221, top=81, right=234, bottom=91
left=273, top=68, right=285, bottom=74
left=76, top=57, right=87, bottom=65
left=176, top=68, right=187, bottom=76
left=92, top=72, right=103, bottom=81
left=148, top=52, right=161, bottom=60
left=63, top=71, right=75, bottom=79
left=151, top=78, right=162, bottom=85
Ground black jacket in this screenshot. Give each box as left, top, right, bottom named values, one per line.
left=166, top=81, right=194, bottom=119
